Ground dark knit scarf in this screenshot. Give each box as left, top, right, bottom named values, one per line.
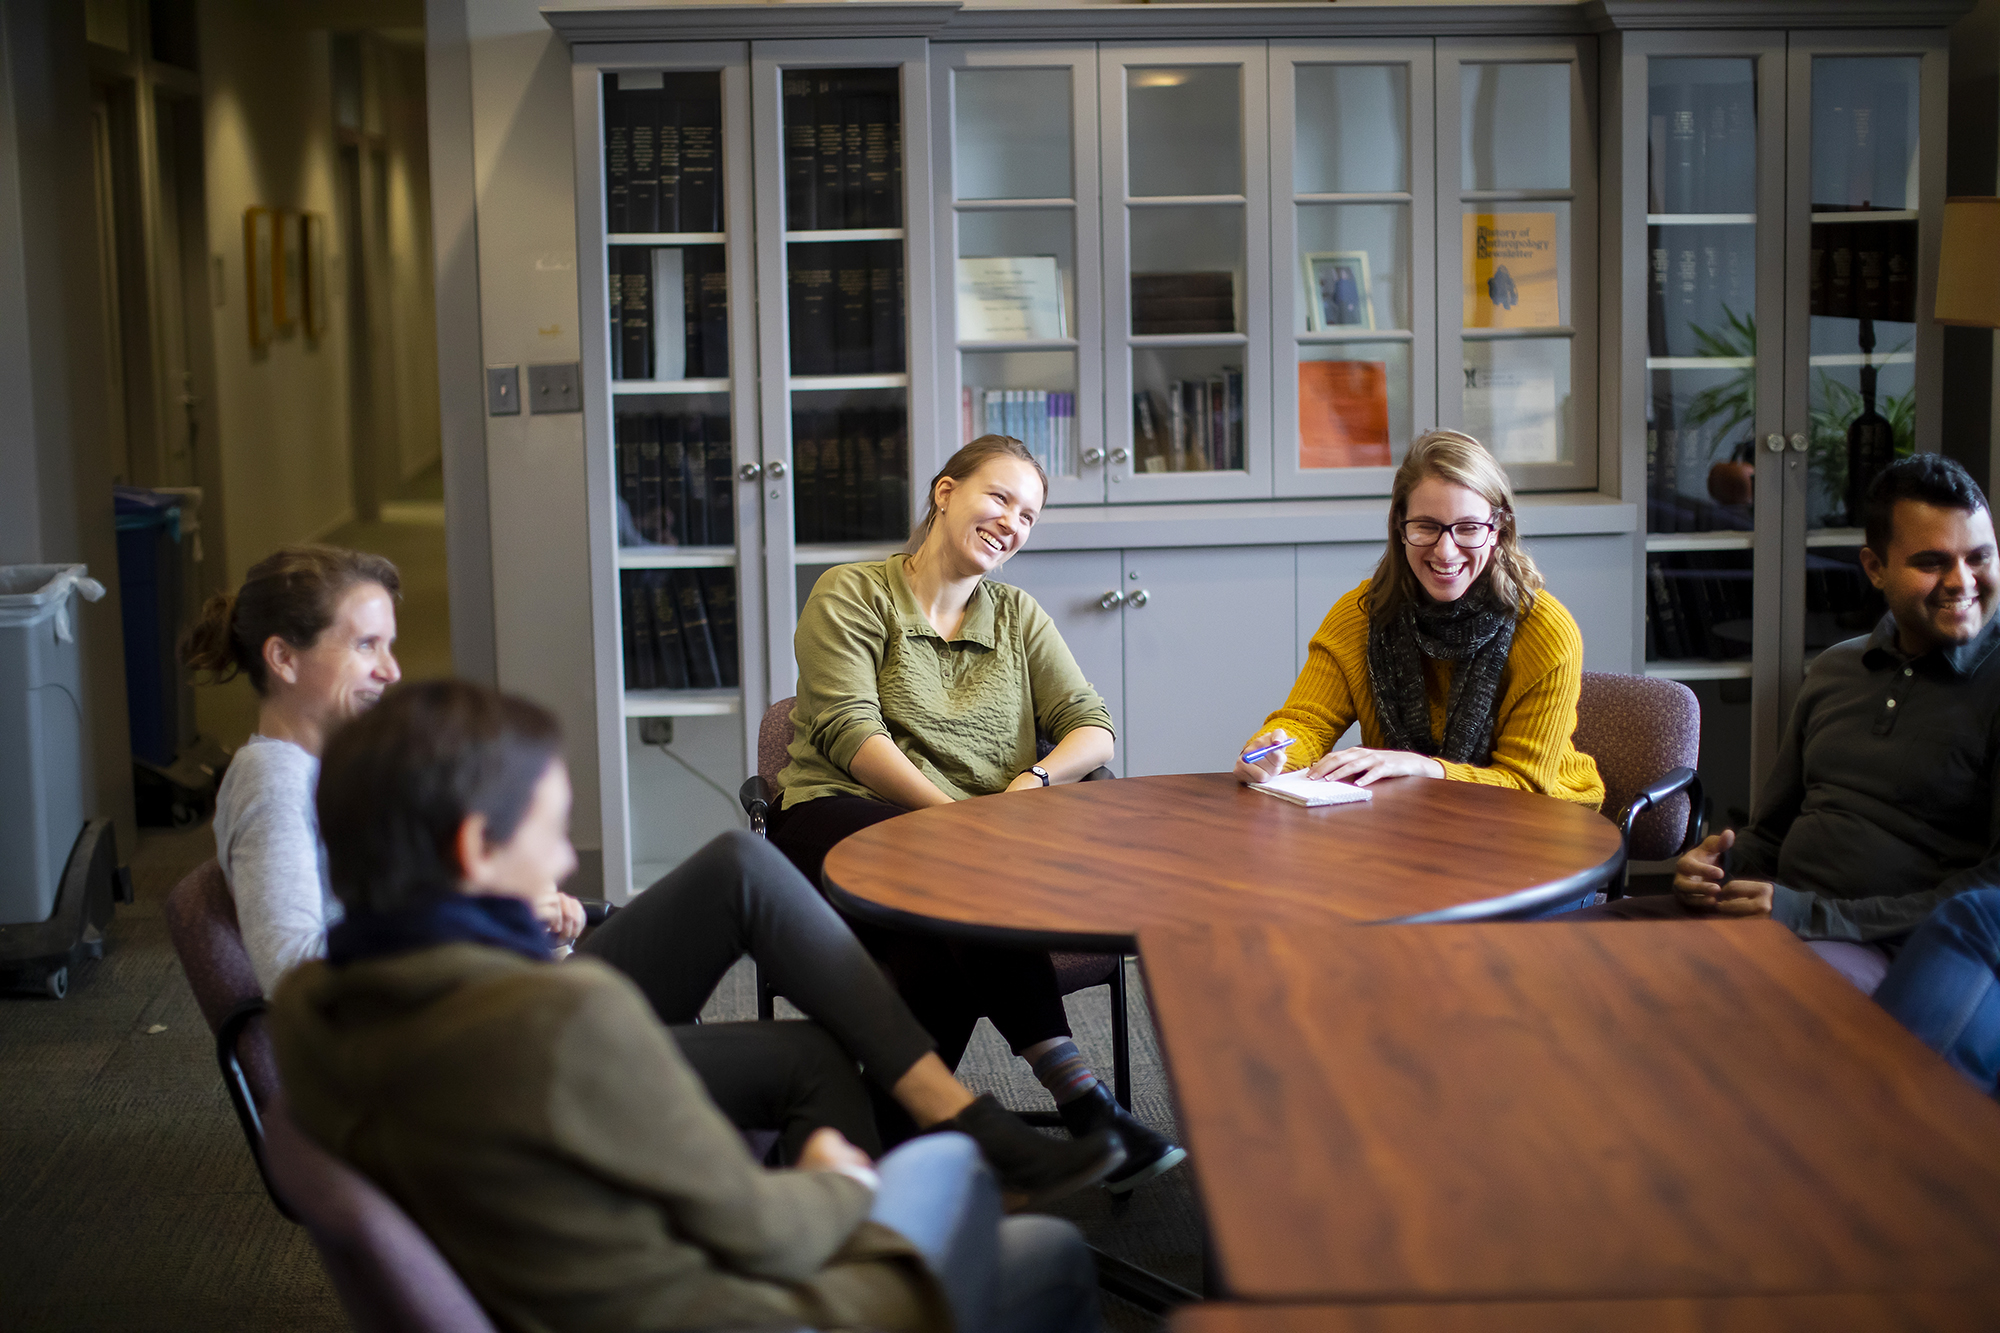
left=327, top=893, right=553, bottom=967
left=1365, top=588, right=1518, bottom=765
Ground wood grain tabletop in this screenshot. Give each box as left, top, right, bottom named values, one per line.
left=1169, top=1292, right=2000, bottom=1333
left=1142, top=917, right=2000, bottom=1304
left=821, top=772, right=1624, bottom=950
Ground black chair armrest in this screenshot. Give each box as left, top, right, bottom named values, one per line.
left=1617, top=766, right=1705, bottom=855
left=576, top=899, right=618, bottom=928
left=739, top=775, right=774, bottom=836
left=217, top=997, right=296, bottom=1222
left=1079, top=765, right=1115, bottom=783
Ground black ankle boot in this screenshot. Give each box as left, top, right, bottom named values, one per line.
left=1056, top=1084, right=1187, bottom=1194
left=937, top=1094, right=1125, bottom=1212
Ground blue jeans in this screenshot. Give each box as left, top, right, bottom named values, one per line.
left=870, top=1134, right=1099, bottom=1333
left=1875, top=889, right=2000, bottom=1096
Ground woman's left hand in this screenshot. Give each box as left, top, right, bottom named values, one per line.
left=1306, top=747, right=1445, bottom=786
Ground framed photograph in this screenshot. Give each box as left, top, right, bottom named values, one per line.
left=243, top=207, right=275, bottom=350
left=275, top=210, right=303, bottom=333
left=301, top=213, right=330, bottom=340
left=1303, top=251, right=1376, bottom=332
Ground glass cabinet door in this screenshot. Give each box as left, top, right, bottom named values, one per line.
left=933, top=46, right=1102, bottom=506
left=1270, top=41, right=1433, bottom=498
left=1099, top=45, right=1270, bottom=502
left=1437, top=38, right=1597, bottom=492
left=1783, top=40, right=1944, bottom=720
left=751, top=40, right=934, bottom=698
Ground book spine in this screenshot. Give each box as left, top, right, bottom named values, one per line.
left=834, top=250, right=871, bottom=375
left=677, top=570, right=724, bottom=690
left=838, top=410, right=861, bottom=543
left=659, top=413, right=686, bottom=547
left=783, top=72, right=817, bottom=231
left=879, top=408, right=908, bottom=540
left=621, top=573, right=656, bottom=690
left=651, top=248, right=685, bottom=382
left=814, top=74, right=845, bottom=229
left=651, top=572, right=689, bottom=690
left=1226, top=368, right=1244, bottom=471
left=629, top=85, right=660, bottom=234
left=1647, top=560, right=1685, bottom=661
left=620, top=249, right=652, bottom=385
left=699, top=253, right=729, bottom=378
left=793, top=410, right=820, bottom=545
left=607, top=259, right=625, bottom=380
left=636, top=414, right=664, bottom=544
left=1665, top=83, right=1696, bottom=216
left=656, top=83, right=681, bottom=236
left=604, top=75, right=630, bottom=235
left=870, top=240, right=902, bottom=374
left=616, top=415, right=642, bottom=545
left=699, top=569, right=739, bottom=689
left=706, top=410, right=734, bottom=548
left=789, top=244, right=834, bottom=376
left=682, top=413, right=709, bottom=547
left=676, top=72, right=720, bottom=233
left=1647, top=227, right=1669, bottom=359
left=841, top=88, right=866, bottom=233
left=817, top=408, right=841, bottom=543
left=857, top=409, right=882, bottom=540
left=861, top=91, right=893, bottom=228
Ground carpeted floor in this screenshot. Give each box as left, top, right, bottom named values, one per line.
left=0, top=821, right=1203, bottom=1330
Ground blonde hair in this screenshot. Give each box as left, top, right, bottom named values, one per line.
left=181, top=545, right=401, bottom=695
left=905, top=435, right=1050, bottom=554
left=1366, top=430, right=1542, bottom=623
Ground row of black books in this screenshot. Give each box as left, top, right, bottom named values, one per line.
left=1807, top=217, right=1918, bottom=324
left=1646, top=554, right=1753, bottom=662
left=604, top=71, right=722, bottom=235
left=1646, top=424, right=1755, bottom=535
left=1646, top=226, right=1753, bottom=359
left=616, top=411, right=735, bottom=549
left=792, top=406, right=911, bottom=545
left=621, top=569, right=739, bottom=692
left=782, top=68, right=902, bottom=232
left=1647, top=78, right=1755, bottom=216
left=788, top=241, right=905, bottom=376
left=1132, top=272, right=1236, bottom=336
left=1133, top=371, right=1245, bottom=473
left=609, top=247, right=728, bottom=381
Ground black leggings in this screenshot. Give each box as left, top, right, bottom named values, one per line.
left=578, top=828, right=937, bottom=1157
left=767, top=794, right=1074, bottom=1072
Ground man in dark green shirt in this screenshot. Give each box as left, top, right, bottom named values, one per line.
left=1675, top=454, right=2000, bottom=977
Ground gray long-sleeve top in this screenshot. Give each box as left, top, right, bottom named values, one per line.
left=1734, top=612, right=2000, bottom=945
left=212, top=736, right=340, bottom=994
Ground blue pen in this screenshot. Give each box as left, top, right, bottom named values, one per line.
left=1240, top=738, right=1290, bottom=765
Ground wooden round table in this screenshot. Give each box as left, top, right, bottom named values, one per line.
left=822, top=772, right=1625, bottom=952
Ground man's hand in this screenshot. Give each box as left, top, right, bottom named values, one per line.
left=796, top=1127, right=873, bottom=1175
left=1713, top=879, right=1775, bottom=918
left=532, top=890, right=587, bottom=947
left=1674, top=829, right=1733, bottom=910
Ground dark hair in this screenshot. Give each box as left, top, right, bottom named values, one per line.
left=906, top=435, right=1049, bottom=554
left=181, top=545, right=401, bottom=695
left=317, top=680, right=564, bottom=914
left=1863, top=453, right=1990, bottom=555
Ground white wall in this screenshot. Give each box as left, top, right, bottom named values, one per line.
left=384, top=39, right=443, bottom=484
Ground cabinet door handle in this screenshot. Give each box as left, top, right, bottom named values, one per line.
left=1764, top=434, right=1785, bottom=453
left=766, top=459, right=788, bottom=478
left=738, top=462, right=763, bottom=482
left=1098, top=589, right=1126, bottom=610
left=1082, top=448, right=1107, bottom=466
left=1788, top=433, right=1808, bottom=452
left=1110, top=447, right=1130, bottom=465
left=1129, top=588, right=1150, bottom=608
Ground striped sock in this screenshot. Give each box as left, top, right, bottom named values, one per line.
left=1028, top=1039, right=1100, bottom=1105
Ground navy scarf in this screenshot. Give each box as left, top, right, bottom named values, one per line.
left=327, top=893, right=553, bottom=967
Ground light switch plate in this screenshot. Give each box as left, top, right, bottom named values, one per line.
left=528, top=362, right=582, bottom=414
left=486, top=366, right=520, bottom=416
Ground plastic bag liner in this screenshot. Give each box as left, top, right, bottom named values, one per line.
left=0, top=565, right=108, bottom=643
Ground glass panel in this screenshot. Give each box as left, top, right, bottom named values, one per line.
left=1811, top=57, right=1921, bottom=212
left=609, top=243, right=728, bottom=381
left=614, top=393, right=734, bottom=548
left=1127, top=66, right=1241, bottom=197
left=1808, top=56, right=1921, bottom=531
left=619, top=568, right=741, bottom=691
left=1130, top=346, right=1245, bottom=474
left=1646, top=365, right=1757, bottom=535
left=1647, top=58, right=1756, bottom=215
left=1461, top=201, right=1571, bottom=329
left=1462, top=337, right=1572, bottom=465
left=1805, top=542, right=1888, bottom=656
left=786, top=239, right=903, bottom=376
left=781, top=67, right=902, bottom=231
left=1461, top=63, right=1569, bottom=191
left=604, top=71, right=725, bottom=233
left=960, top=351, right=1080, bottom=477
left=956, top=210, right=1075, bottom=341
left=1644, top=551, right=1754, bottom=665
left=954, top=68, right=1072, bottom=201
left=791, top=387, right=910, bottom=544
left=1297, top=203, right=1409, bottom=331
left=1130, top=206, right=1244, bottom=335
left=1294, top=64, right=1408, bottom=195
left=1298, top=342, right=1410, bottom=469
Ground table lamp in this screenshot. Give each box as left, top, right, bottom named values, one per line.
left=1934, top=197, right=2000, bottom=328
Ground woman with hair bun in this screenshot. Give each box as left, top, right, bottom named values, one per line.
left=1235, top=430, right=1603, bottom=805
left=185, top=545, right=404, bottom=994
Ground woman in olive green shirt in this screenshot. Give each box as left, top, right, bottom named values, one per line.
left=769, top=436, right=1185, bottom=1194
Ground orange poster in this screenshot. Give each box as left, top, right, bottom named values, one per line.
left=1462, top=213, right=1560, bottom=328
left=1299, top=361, right=1390, bottom=469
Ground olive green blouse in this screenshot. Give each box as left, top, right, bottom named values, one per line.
left=777, top=555, right=1115, bottom=808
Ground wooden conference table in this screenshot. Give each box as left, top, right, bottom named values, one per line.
left=823, top=773, right=2000, bottom=1312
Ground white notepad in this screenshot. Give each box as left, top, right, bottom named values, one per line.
left=1248, top=769, right=1374, bottom=807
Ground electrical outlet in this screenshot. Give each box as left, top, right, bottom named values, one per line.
left=528, top=361, right=582, bottom=414
left=486, top=366, right=520, bottom=416
left=638, top=717, right=675, bottom=747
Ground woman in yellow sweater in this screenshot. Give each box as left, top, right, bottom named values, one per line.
left=1236, top=429, right=1603, bottom=806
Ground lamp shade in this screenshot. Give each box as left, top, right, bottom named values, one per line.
left=1934, top=197, right=2000, bottom=328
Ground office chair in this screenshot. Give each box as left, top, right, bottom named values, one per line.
left=1572, top=671, right=1705, bottom=899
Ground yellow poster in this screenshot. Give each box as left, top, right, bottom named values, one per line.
left=1462, top=213, right=1560, bottom=328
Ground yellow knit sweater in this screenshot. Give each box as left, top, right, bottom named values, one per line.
left=1250, top=580, right=1605, bottom=808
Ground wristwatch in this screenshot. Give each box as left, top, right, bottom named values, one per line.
left=1028, top=765, right=1052, bottom=787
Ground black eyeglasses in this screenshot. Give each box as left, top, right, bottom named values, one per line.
left=1400, top=519, right=1499, bottom=549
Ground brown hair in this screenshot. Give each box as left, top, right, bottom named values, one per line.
left=1366, top=429, right=1543, bottom=624
left=181, top=545, right=401, bottom=695
left=905, top=435, right=1050, bottom=554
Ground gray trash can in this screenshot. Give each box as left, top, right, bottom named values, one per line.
left=0, top=565, right=106, bottom=927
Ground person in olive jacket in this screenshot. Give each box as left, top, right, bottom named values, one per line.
left=270, top=679, right=1098, bottom=1333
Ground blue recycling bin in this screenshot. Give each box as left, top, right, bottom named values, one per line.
left=113, top=487, right=188, bottom=768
